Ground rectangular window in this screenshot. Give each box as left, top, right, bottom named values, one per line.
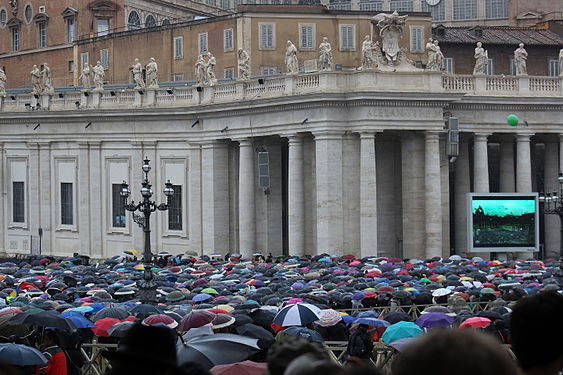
left=548, top=59, right=560, bottom=77
left=11, top=28, right=19, bottom=51
left=359, top=0, right=383, bottom=11
left=261, top=66, right=277, bottom=76
left=168, top=185, right=182, bottom=231
left=339, top=24, right=355, bottom=51
left=410, top=26, right=423, bottom=53
left=421, top=1, right=446, bottom=21
left=329, top=0, right=352, bottom=10
left=443, top=57, right=454, bottom=74
left=509, top=57, right=516, bottom=75
left=389, top=0, right=413, bottom=11
left=224, top=68, right=234, bottom=80
left=485, top=58, right=494, bottom=75
left=111, top=184, right=126, bottom=228
left=81, top=52, right=89, bottom=69
left=12, top=182, right=25, bottom=223
left=221, top=0, right=230, bottom=8
left=259, top=23, right=275, bottom=49
left=453, top=0, right=477, bottom=20
left=61, top=183, right=73, bottom=225
left=174, top=73, right=184, bottom=81
left=96, top=19, right=109, bottom=36
left=299, top=24, right=315, bottom=49
left=38, top=22, right=47, bottom=48
left=174, top=36, right=184, bottom=58
left=199, top=33, right=208, bottom=54
left=485, top=0, right=508, bottom=19
left=224, top=29, right=233, bottom=52
left=100, top=49, right=109, bottom=68
left=68, top=60, right=75, bottom=72
left=66, top=17, right=76, bottom=42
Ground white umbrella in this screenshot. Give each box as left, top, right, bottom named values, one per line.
left=431, top=288, right=452, bottom=297
left=272, top=303, right=322, bottom=327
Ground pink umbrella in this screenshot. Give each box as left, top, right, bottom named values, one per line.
left=210, top=360, right=267, bottom=375
left=459, top=317, right=492, bottom=329
left=178, top=310, right=216, bottom=332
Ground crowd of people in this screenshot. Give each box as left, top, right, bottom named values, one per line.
left=0, top=251, right=560, bottom=375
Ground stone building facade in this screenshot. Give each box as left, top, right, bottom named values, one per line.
left=0, top=70, right=562, bottom=260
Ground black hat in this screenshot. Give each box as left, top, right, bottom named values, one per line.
left=102, top=324, right=180, bottom=369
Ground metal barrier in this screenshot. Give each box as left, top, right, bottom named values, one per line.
left=335, top=301, right=494, bottom=319
left=80, top=342, right=116, bottom=375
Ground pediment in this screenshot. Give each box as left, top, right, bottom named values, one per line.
left=516, top=11, right=542, bottom=20
left=33, top=13, right=49, bottom=23
left=61, top=7, right=79, bottom=18
left=87, top=0, right=120, bottom=12
left=7, top=17, right=21, bottom=28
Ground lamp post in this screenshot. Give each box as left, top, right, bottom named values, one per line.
left=538, top=172, right=563, bottom=260
left=120, top=157, right=174, bottom=303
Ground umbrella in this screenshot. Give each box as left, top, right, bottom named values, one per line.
left=193, top=293, right=213, bottom=302
left=272, top=303, right=322, bottom=327
left=129, top=304, right=163, bottom=319
left=382, top=321, right=423, bottom=344
left=235, top=323, right=274, bottom=344
left=387, top=337, right=419, bottom=352
left=0, top=343, right=48, bottom=366
left=60, top=312, right=96, bottom=329
left=92, top=318, right=121, bottom=337
left=383, top=312, right=413, bottom=324
left=142, top=314, right=178, bottom=329
left=210, top=360, right=267, bottom=375
left=108, top=321, right=136, bottom=338
left=177, top=333, right=261, bottom=370
left=459, top=317, right=492, bottom=329
left=355, top=318, right=391, bottom=327
left=178, top=310, right=216, bottom=332
left=431, top=288, right=452, bottom=297
left=314, top=309, right=342, bottom=327
left=415, top=312, right=454, bottom=330
left=92, top=307, right=130, bottom=322
left=10, top=310, right=77, bottom=332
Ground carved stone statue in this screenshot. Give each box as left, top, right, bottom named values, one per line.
left=92, top=61, right=105, bottom=91
left=559, top=49, right=563, bottom=77
left=195, top=54, right=206, bottom=86
left=30, top=65, right=42, bottom=94
left=377, top=11, right=408, bottom=65
left=426, top=39, right=443, bottom=71
left=41, top=63, right=54, bottom=94
left=206, top=52, right=217, bottom=86
left=285, top=40, right=298, bottom=74
left=131, top=58, right=145, bottom=90
left=473, top=42, right=488, bottom=75
left=514, top=43, right=528, bottom=76
left=318, top=37, right=333, bottom=71
left=360, top=35, right=375, bottom=70
left=0, top=67, right=6, bottom=96
left=9, top=0, right=17, bottom=16
left=237, top=48, right=251, bottom=80
left=146, top=57, right=158, bottom=88
left=80, top=64, right=91, bottom=89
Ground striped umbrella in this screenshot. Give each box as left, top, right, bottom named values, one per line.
left=272, top=303, right=322, bottom=327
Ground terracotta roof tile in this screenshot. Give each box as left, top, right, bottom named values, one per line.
left=434, top=26, right=563, bottom=46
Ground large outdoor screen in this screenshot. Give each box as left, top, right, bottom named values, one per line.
left=467, top=193, right=539, bottom=252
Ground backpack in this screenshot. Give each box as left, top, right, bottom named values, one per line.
left=347, top=330, right=371, bottom=358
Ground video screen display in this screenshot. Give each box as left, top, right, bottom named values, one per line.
left=468, top=194, right=538, bottom=251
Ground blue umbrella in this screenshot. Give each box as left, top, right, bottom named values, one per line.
left=192, top=293, right=213, bottom=302
left=0, top=343, right=47, bottom=366
left=355, top=318, right=391, bottom=327
left=61, top=312, right=96, bottom=329
left=382, top=321, right=423, bottom=344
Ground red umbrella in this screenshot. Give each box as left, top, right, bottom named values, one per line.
left=0, top=308, right=23, bottom=316
left=210, top=360, right=267, bottom=375
left=178, top=310, right=216, bottom=332
left=92, top=318, right=121, bottom=337
left=142, top=314, right=178, bottom=329
left=459, top=317, right=492, bottom=329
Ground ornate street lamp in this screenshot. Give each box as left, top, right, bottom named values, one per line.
left=539, top=172, right=563, bottom=260
left=120, top=157, right=174, bottom=303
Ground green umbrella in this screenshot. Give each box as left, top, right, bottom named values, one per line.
left=382, top=321, right=423, bottom=344
left=201, top=288, right=218, bottom=295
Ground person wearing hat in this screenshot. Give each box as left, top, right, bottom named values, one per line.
left=102, top=324, right=185, bottom=375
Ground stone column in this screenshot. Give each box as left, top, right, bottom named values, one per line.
left=544, top=138, right=560, bottom=258
left=425, top=131, right=442, bottom=259
left=473, top=133, right=490, bottom=193
left=78, top=142, right=91, bottom=255
left=0, top=143, right=5, bottom=253
left=359, top=132, right=377, bottom=258
left=201, top=141, right=230, bottom=254
left=516, top=134, right=533, bottom=192
left=454, top=137, right=471, bottom=256
left=499, top=136, right=515, bottom=192
left=38, top=142, right=52, bottom=255
left=288, top=135, right=305, bottom=256
left=89, top=142, right=103, bottom=259
left=315, top=131, right=344, bottom=254
left=188, top=143, right=203, bottom=256
left=238, top=139, right=256, bottom=258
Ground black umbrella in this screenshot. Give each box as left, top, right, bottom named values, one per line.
left=383, top=312, right=413, bottom=324
left=10, top=311, right=77, bottom=332
left=92, top=307, right=130, bottom=322
left=129, top=304, right=163, bottom=319
left=235, top=323, right=275, bottom=344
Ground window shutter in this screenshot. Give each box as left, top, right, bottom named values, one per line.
left=410, top=27, right=422, bottom=52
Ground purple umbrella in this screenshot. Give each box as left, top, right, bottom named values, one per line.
left=192, top=293, right=213, bottom=302
left=415, top=312, right=454, bottom=330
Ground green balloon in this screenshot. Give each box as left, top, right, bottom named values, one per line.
left=506, top=114, right=519, bottom=127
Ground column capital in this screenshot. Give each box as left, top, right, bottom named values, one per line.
left=236, top=138, right=254, bottom=147
left=358, top=131, right=379, bottom=139
left=425, top=131, right=442, bottom=140
left=515, top=133, right=534, bottom=142
left=473, top=133, right=491, bottom=142
left=312, top=130, right=344, bottom=141
left=284, top=133, right=304, bottom=143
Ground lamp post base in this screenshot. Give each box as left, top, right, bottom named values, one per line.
left=137, top=268, right=158, bottom=304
